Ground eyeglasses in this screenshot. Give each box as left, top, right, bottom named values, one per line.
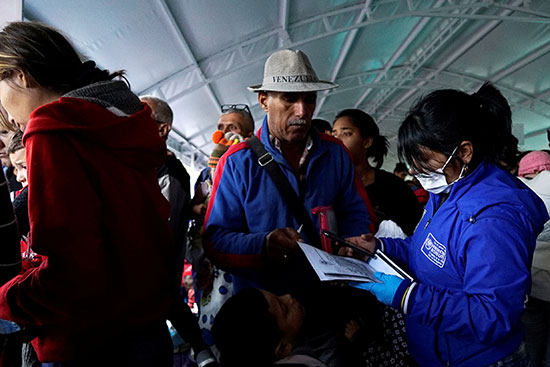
left=220, top=104, right=251, bottom=117
left=413, top=145, right=459, bottom=178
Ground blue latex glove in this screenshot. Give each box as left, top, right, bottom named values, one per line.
left=350, top=272, right=410, bottom=308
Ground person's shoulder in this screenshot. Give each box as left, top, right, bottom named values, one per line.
left=164, top=153, right=190, bottom=182
left=223, top=140, right=255, bottom=161
left=215, top=141, right=256, bottom=175
left=316, top=133, right=354, bottom=162
left=458, top=164, right=547, bottom=226
left=318, top=133, right=346, bottom=150
left=164, top=153, right=184, bottom=169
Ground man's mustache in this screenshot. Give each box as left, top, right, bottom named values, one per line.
left=288, top=118, right=307, bottom=126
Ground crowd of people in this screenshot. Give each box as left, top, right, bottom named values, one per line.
left=0, top=20, right=549, bottom=367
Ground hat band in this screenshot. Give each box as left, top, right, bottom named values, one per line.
left=267, top=74, right=319, bottom=84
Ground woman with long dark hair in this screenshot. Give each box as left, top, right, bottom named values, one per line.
left=351, top=83, right=548, bottom=366
left=332, top=109, right=422, bottom=236
left=0, top=22, right=174, bottom=365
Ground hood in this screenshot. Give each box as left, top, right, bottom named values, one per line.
left=521, top=170, right=550, bottom=213
left=23, top=80, right=166, bottom=170
left=450, top=160, right=549, bottom=232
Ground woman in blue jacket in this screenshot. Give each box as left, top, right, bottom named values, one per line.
left=352, top=82, right=549, bottom=367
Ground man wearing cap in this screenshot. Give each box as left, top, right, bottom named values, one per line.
left=203, top=49, right=375, bottom=294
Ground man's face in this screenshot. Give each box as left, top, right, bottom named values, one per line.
left=217, top=112, right=252, bottom=137
left=258, top=91, right=316, bottom=145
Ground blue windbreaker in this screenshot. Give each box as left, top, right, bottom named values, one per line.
left=381, top=160, right=549, bottom=366
left=204, top=117, right=372, bottom=294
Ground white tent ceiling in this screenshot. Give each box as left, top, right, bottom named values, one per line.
left=22, top=0, right=550, bottom=172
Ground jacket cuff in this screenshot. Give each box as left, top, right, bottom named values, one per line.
left=376, top=238, right=384, bottom=252
left=391, top=278, right=413, bottom=311
left=402, top=283, right=418, bottom=314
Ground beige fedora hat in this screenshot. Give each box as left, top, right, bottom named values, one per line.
left=248, top=49, right=338, bottom=92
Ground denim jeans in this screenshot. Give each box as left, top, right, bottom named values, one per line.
left=522, top=296, right=550, bottom=367
left=487, top=342, right=531, bottom=367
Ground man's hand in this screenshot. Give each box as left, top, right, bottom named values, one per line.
left=192, top=203, right=207, bottom=217
left=265, top=227, right=303, bottom=265
left=337, top=233, right=376, bottom=259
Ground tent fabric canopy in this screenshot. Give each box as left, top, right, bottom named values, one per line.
left=23, top=0, right=550, bottom=171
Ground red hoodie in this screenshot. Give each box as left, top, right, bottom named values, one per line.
left=0, top=96, right=174, bottom=362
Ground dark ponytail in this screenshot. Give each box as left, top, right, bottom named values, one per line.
left=0, top=22, right=124, bottom=94
left=471, top=82, right=518, bottom=170
left=398, top=82, right=518, bottom=171
left=334, top=109, right=389, bottom=169
left=368, top=135, right=389, bottom=169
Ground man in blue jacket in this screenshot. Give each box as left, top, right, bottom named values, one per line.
left=203, top=49, right=375, bottom=295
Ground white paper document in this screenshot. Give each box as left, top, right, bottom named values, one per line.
left=298, top=241, right=412, bottom=282
left=298, top=242, right=379, bottom=282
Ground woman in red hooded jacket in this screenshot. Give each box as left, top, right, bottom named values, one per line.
left=0, top=21, right=175, bottom=366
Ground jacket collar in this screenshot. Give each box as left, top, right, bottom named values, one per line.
left=258, top=115, right=327, bottom=170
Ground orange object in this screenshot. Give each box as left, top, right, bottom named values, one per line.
left=211, top=130, right=224, bottom=144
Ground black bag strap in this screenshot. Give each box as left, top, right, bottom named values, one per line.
left=247, top=136, right=321, bottom=247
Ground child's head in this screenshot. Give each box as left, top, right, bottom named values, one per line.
left=7, top=130, right=26, bottom=187
left=212, top=288, right=305, bottom=367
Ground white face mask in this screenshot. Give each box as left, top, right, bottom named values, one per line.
left=415, top=146, right=465, bottom=194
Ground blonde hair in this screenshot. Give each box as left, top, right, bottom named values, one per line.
left=0, top=105, right=17, bottom=132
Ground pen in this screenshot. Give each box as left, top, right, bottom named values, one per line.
left=297, top=224, right=303, bottom=233
left=320, top=230, right=375, bottom=259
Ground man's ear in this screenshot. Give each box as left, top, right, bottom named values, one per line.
left=158, top=122, right=171, bottom=138
left=258, top=92, right=269, bottom=112
left=458, top=140, right=473, bottom=165
left=274, top=340, right=293, bottom=360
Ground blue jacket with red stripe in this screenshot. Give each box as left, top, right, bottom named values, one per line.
left=204, top=116, right=372, bottom=294
left=381, top=160, right=549, bottom=366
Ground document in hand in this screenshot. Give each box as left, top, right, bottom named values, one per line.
left=298, top=242, right=413, bottom=282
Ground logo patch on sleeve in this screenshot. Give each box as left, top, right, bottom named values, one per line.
left=421, top=233, right=447, bottom=268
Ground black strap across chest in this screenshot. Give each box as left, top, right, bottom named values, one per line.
left=247, top=136, right=321, bottom=247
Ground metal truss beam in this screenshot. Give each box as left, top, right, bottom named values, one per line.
left=490, top=40, right=550, bottom=82
left=141, top=0, right=549, bottom=102
left=317, top=67, right=550, bottom=124
left=167, top=131, right=209, bottom=169
left=325, top=26, right=550, bottom=111
left=357, top=0, right=484, bottom=114
left=140, top=0, right=221, bottom=110
left=278, top=0, right=291, bottom=48
left=353, top=0, right=447, bottom=109
left=374, top=0, right=525, bottom=123
left=316, top=0, right=372, bottom=113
